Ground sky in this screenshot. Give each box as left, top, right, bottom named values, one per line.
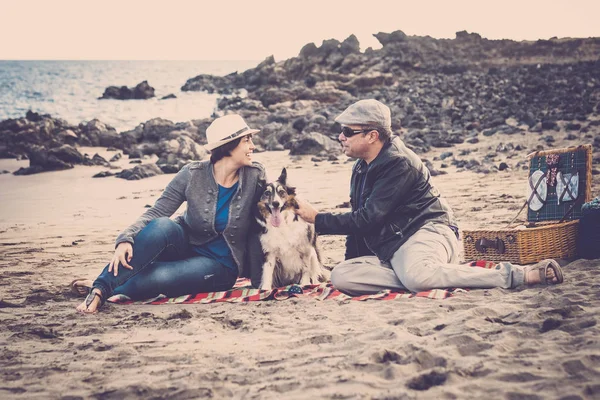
left=1, top=0, right=599, bottom=61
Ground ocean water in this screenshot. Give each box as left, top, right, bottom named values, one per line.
left=0, top=60, right=259, bottom=132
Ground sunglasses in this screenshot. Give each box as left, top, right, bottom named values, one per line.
left=340, top=126, right=374, bottom=138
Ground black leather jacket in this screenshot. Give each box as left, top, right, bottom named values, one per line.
left=315, top=136, right=456, bottom=262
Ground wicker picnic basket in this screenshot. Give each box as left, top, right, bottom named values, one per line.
left=462, top=145, right=592, bottom=264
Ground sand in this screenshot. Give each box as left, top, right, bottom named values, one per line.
left=1, top=131, right=600, bottom=400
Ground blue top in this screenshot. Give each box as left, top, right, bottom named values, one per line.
left=193, top=182, right=238, bottom=270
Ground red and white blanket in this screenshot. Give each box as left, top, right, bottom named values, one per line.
left=107, top=260, right=496, bottom=305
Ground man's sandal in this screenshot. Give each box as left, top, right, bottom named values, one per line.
left=524, top=259, right=564, bottom=285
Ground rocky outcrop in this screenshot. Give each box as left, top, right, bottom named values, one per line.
left=3, top=30, right=600, bottom=178
left=100, top=81, right=155, bottom=100
left=0, top=111, right=122, bottom=174
left=77, top=119, right=120, bottom=147
left=120, top=117, right=210, bottom=173
left=180, top=31, right=600, bottom=154
left=1, top=112, right=210, bottom=176
left=11, top=145, right=109, bottom=175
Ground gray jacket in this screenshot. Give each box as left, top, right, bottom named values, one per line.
left=116, top=160, right=266, bottom=276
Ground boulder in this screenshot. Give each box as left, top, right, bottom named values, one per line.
left=116, top=163, right=163, bottom=180
left=288, top=132, right=341, bottom=156
left=100, top=80, right=155, bottom=100
left=78, top=119, right=120, bottom=147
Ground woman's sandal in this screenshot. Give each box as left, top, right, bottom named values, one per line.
left=80, top=289, right=105, bottom=314
left=70, top=278, right=93, bottom=297
left=524, top=259, right=564, bottom=285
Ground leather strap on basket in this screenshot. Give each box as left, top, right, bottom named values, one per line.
left=558, top=172, right=578, bottom=205
left=558, top=202, right=577, bottom=224
left=506, top=174, right=546, bottom=228
left=528, top=172, right=546, bottom=204
left=475, top=237, right=505, bottom=254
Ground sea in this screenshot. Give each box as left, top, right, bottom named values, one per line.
left=0, top=60, right=259, bottom=132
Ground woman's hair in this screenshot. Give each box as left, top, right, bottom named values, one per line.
left=209, top=136, right=243, bottom=163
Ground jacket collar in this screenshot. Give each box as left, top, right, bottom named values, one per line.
left=355, top=136, right=398, bottom=173
left=208, top=162, right=244, bottom=192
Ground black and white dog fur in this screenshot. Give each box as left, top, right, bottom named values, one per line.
left=256, top=168, right=330, bottom=290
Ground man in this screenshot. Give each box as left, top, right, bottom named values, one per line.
left=295, top=99, right=563, bottom=295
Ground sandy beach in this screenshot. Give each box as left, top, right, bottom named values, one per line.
left=1, top=129, right=600, bottom=399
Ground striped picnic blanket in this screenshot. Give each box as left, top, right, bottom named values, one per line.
left=107, top=260, right=496, bottom=305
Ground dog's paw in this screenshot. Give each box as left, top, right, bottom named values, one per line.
left=319, top=269, right=331, bottom=282
left=300, top=277, right=311, bottom=287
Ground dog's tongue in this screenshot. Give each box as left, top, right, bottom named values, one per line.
left=270, top=208, right=282, bottom=227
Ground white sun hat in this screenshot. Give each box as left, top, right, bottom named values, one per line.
left=204, top=114, right=260, bottom=151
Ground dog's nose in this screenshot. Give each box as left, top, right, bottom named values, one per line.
left=272, top=201, right=280, bottom=209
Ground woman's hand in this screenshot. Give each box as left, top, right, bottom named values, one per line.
left=108, top=242, right=134, bottom=276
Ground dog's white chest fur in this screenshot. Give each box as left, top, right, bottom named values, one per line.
left=261, top=213, right=313, bottom=262
left=258, top=211, right=326, bottom=289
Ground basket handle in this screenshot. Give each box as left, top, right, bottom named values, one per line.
left=475, top=237, right=506, bottom=254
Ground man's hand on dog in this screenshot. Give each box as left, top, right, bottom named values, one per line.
left=295, top=198, right=318, bottom=224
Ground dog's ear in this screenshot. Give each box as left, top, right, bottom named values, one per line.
left=277, top=168, right=287, bottom=185
left=287, top=185, right=296, bottom=195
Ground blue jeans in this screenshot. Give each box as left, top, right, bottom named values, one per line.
left=93, top=217, right=238, bottom=300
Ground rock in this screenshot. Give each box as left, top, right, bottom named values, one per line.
left=109, top=153, right=122, bottom=162
left=58, top=129, right=78, bottom=141
left=541, top=120, right=558, bottom=130
left=157, top=135, right=208, bottom=172
left=48, top=145, right=84, bottom=164
left=181, top=74, right=240, bottom=93
left=455, top=30, right=482, bottom=41
left=93, top=171, right=115, bottom=178
left=116, top=164, right=163, bottom=180
left=100, top=80, right=155, bottom=100
left=13, top=165, right=45, bottom=175
left=140, top=118, right=177, bottom=142
left=78, top=119, right=120, bottom=147
left=160, top=93, right=177, bottom=100
left=340, top=35, right=360, bottom=55
left=13, top=144, right=73, bottom=174
left=289, top=132, right=341, bottom=156
left=440, top=152, right=453, bottom=160
left=565, top=133, right=578, bottom=140
left=299, top=42, right=319, bottom=58
left=84, top=153, right=110, bottom=167
left=373, top=30, right=407, bottom=46
left=26, top=110, right=45, bottom=122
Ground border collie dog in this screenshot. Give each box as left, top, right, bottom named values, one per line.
left=256, top=168, right=330, bottom=290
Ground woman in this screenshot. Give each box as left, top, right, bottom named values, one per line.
left=75, top=114, right=265, bottom=313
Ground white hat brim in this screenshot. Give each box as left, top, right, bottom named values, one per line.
left=204, top=128, right=260, bottom=151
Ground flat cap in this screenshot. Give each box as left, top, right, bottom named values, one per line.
left=334, top=99, right=391, bottom=129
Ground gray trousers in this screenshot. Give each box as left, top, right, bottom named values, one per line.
left=331, top=222, right=525, bottom=296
